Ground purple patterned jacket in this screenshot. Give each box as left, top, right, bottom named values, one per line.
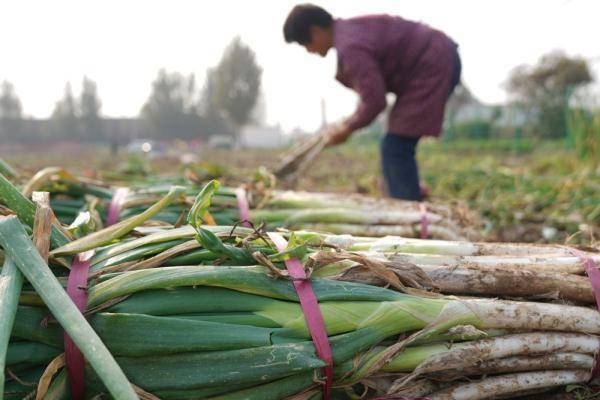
left=334, top=15, right=457, bottom=137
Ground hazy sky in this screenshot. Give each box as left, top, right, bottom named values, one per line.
left=1, top=0, right=599, bottom=132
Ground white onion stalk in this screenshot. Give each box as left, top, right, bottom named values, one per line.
left=388, top=333, right=600, bottom=380
left=254, top=208, right=442, bottom=225
left=388, top=252, right=593, bottom=274
left=427, top=370, right=590, bottom=400
left=299, top=223, right=465, bottom=241
left=411, top=265, right=593, bottom=303
left=323, top=234, right=589, bottom=257
left=337, top=300, right=600, bottom=387
left=316, top=252, right=596, bottom=303
left=433, top=353, right=594, bottom=380
left=387, top=354, right=594, bottom=397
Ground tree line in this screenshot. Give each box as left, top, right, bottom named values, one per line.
left=445, top=50, right=594, bottom=140
left=1, top=47, right=595, bottom=143
left=0, top=37, right=262, bottom=143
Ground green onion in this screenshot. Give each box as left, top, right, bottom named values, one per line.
left=0, top=259, right=23, bottom=398
left=50, top=185, right=186, bottom=256
left=0, top=216, right=137, bottom=400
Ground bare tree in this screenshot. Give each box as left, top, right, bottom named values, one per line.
left=198, top=68, right=231, bottom=137
left=0, top=81, right=23, bottom=119
left=141, top=69, right=205, bottom=139
left=0, top=81, right=23, bottom=142
left=211, top=37, right=262, bottom=137
left=80, top=77, right=103, bottom=141
left=52, top=83, right=79, bottom=140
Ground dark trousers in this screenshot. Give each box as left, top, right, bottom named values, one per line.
left=381, top=135, right=422, bottom=200
left=381, top=44, right=462, bottom=201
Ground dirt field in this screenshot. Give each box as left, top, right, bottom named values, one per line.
left=2, top=138, right=598, bottom=245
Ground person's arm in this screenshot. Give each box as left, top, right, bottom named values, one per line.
left=327, top=48, right=387, bottom=146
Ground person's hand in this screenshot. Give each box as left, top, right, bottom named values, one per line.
left=324, top=123, right=353, bottom=146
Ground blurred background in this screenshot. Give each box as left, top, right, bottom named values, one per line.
left=0, top=0, right=598, bottom=243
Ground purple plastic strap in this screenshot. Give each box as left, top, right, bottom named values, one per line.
left=268, top=232, right=333, bottom=400
left=419, top=203, right=429, bottom=239
left=235, top=187, right=252, bottom=228
left=568, top=247, right=600, bottom=379
left=371, top=397, right=431, bottom=400
left=569, top=248, right=600, bottom=307
left=64, top=250, right=94, bottom=400
left=106, top=187, right=128, bottom=226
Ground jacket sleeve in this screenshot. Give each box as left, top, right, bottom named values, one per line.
left=340, top=48, right=387, bottom=131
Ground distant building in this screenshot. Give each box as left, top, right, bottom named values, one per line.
left=0, top=117, right=147, bottom=144
left=238, top=124, right=284, bottom=148
left=0, top=118, right=53, bottom=143
left=208, top=134, right=235, bottom=149
left=285, top=127, right=315, bottom=146
left=103, top=118, right=147, bottom=141
left=445, top=85, right=529, bottom=129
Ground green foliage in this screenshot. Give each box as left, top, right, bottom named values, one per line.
left=181, top=161, right=231, bottom=182
left=218, top=138, right=596, bottom=244
left=350, top=128, right=382, bottom=145
left=567, top=107, right=600, bottom=163
left=420, top=142, right=599, bottom=243
left=193, top=227, right=255, bottom=265
left=66, top=211, right=98, bottom=238
left=566, top=384, right=600, bottom=400
left=188, top=180, right=261, bottom=265
left=51, top=185, right=186, bottom=256
left=452, top=119, right=495, bottom=139
left=188, top=179, right=220, bottom=229
left=268, top=232, right=307, bottom=262
left=118, top=154, right=152, bottom=176
left=186, top=180, right=307, bottom=265
left=440, top=138, right=534, bottom=152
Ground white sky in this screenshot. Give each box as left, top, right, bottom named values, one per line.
left=1, top=0, right=599, bottom=132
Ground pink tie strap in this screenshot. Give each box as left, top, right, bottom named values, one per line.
left=267, top=232, right=333, bottom=399
left=64, top=188, right=127, bottom=397
left=567, top=247, right=600, bottom=379
left=570, top=248, right=600, bottom=308
left=64, top=250, right=94, bottom=400
left=419, top=203, right=429, bottom=239
left=235, top=187, right=252, bottom=228
left=106, top=188, right=128, bottom=226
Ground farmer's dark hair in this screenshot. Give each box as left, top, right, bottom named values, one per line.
left=283, top=4, right=333, bottom=44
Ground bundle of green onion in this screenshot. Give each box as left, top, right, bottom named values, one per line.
left=18, top=166, right=481, bottom=241
left=1, top=177, right=599, bottom=399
